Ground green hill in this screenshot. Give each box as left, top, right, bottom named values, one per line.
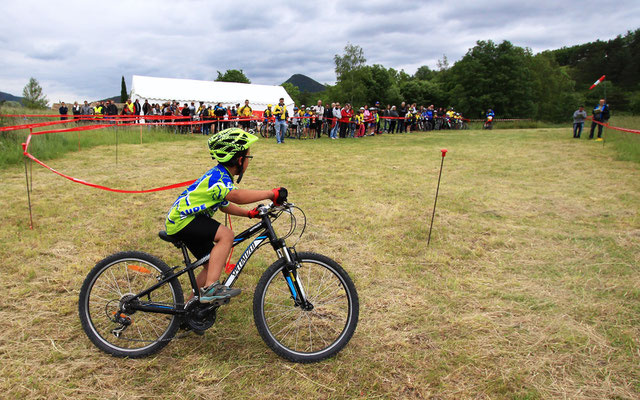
left=283, top=74, right=326, bottom=93
left=0, top=91, right=23, bottom=103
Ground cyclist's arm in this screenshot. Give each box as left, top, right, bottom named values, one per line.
left=225, top=189, right=274, bottom=205
left=220, top=203, right=251, bottom=217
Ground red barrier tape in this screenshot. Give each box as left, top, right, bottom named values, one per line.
left=32, top=124, right=113, bottom=135
left=468, top=118, right=532, bottom=122
left=0, top=119, right=78, bottom=132
left=587, top=117, right=640, bottom=135
left=23, top=151, right=196, bottom=193
left=19, top=125, right=197, bottom=193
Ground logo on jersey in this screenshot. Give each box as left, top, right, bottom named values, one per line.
left=179, top=204, right=206, bottom=219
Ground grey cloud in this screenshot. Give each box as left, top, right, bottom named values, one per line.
left=26, top=42, right=78, bottom=61
left=1, top=0, right=639, bottom=102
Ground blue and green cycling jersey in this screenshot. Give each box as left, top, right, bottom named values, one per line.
left=165, top=164, right=235, bottom=235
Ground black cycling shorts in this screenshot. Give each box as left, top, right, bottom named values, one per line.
left=169, top=214, right=220, bottom=260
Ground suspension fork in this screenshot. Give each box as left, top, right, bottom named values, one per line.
left=262, top=214, right=312, bottom=309
left=279, top=247, right=311, bottom=309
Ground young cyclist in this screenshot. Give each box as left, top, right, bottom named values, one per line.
left=165, top=128, right=288, bottom=304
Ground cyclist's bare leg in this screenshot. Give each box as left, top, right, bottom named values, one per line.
left=205, top=225, right=233, bottom=287
left=185, top=225, right=234, bottom=301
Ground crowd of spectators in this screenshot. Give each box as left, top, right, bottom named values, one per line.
left=58, top=98, right=472, bottom=138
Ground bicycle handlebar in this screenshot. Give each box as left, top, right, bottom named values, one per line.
left=256, top=202, right=293, bottom=217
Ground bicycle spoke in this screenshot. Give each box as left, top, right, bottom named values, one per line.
left=309, top=278, right=342, bottom=304
left=124, top=262, right=132, bottom=294
left=306, top=313, right=329, bottom=347
left=266, top=307, right=298, bottom=328
left=275, top=312, right=305, bottom=340
left=109, top=269, right=123, bottom=296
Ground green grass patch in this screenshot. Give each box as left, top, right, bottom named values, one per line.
left=0, top=127, right=638, bottom=399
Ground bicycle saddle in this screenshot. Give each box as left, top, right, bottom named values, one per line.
left=158, top=231, right=183, bottom=248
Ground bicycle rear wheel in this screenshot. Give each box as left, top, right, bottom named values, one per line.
left=260, top=123, right=269, bottom=138
left=78, top=251, right=184, bottom=358
left=253, top=252, right=359, bottom=363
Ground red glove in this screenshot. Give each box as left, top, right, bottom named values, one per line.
left=271, top=187, right=288, bottom=206
left=247, top=207, right=260, bottom=219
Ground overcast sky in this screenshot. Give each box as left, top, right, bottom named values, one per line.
left=1, top=0, right=639, bottom=104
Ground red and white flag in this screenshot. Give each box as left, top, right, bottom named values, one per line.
left=589, top=75, right=606, bottom=90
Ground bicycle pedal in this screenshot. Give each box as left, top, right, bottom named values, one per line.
left=213, top=298, right=231, bottom=307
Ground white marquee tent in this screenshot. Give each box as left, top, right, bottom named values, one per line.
left=130, top=75, right=294, bottom=111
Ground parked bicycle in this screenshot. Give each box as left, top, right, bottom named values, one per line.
left=285, top=123, right=301, bottom=140
left=79, top=202, right=359, bottom=363
left=259, top=119, right=276, bottom=138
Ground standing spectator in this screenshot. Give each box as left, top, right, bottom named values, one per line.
left=374, top=101, right=382, bottom=133
left=363, top=105, right=371, bottom=134
left=290, top=106, right=299, bottom=138
left=389, top=106, right=399, bottom=133
left=162, top=102, right=173, bottom=125
left=213, top=103, right=227, bottom=133
left=238, top=99, right=253, bottom=130
left=123, top=99, right=135, bottom=118
left=142, top=99, right=151, bottom=117
left=572, top=105, right=587, bottom=139
left=339, top=103, right=352, bottom=138
left=426, top=105, right=435, bottom=130
left=181, top=103, right=191, bottom=133
left=397, top=101, right=407, bottom=133
left=383, top=105, right=391, bottom=133
left=323, top=102, right=333, bottom=137
left=356, top=108, right=365, bottom=137
left=106, top=100, right=118, bottom=123
left=588, top=99, right=610, bottom=141
left=273, top=97, right=288, bottom=144
left=59, top=102, right=68, bottom=120
left=189, top=101, right=196, bottom=117
left=134, top=99, right=141, bottom=123
left=330, top=103, right=341, bottom=139
left=348, top=106, right=357, bottom=138
left=312, top=100, right=324, bottom=138
left=72, top=101, right=81, bottom=122
left=94, top=101, right=106, bottom=120
left=81, top=100, right=92, bottom=118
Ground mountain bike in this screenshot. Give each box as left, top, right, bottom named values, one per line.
left=286, top=123, right=301, bottom=139
left=259, top=119, right=275, bottom=138
left=78, top=202, right=359, bottom=363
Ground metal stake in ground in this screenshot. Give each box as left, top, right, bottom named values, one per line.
left=22, top=142, right=34, bottom=230
left=427, top=149, right=447, bottom=246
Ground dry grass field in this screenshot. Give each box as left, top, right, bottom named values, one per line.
left=0, top=126, right=638, bottom=399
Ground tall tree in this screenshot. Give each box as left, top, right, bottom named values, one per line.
left=120, top=76, right=128, bottom=103
left=436, top=54, right=450, bottom=71
left=334, top=43, right=367, bottom=104
left=334, top=43, right=366, bottom=80
left=281, top=82, right=301, bottom=105
left=22, top=77, right=48, bottom=108
left=446, top=40, right=535, bottom=118
left=529, top=54, right=580, bottom=122
left=216, top=69, right=251, bottom=84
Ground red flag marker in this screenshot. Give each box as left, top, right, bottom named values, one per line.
left=589, top=75, right=606, bottom=90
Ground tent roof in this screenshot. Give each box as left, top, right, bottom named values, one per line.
left=130, top=75, right=294, bottom=107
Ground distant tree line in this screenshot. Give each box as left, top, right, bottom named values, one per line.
left=284, top=30, right=639, bottom=122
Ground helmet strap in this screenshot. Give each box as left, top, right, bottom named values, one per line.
left=235, top=156, right=244, bottom=184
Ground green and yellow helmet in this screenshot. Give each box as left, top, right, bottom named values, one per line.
left=207, top=128, right=258, bottom=163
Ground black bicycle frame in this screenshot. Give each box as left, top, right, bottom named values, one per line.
left=125, top=212, right=307, bottom=316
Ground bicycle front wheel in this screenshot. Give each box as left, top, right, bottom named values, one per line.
left=78, top=251, right=184, bottom=358
left=253, top=252, right=359, bottom=363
